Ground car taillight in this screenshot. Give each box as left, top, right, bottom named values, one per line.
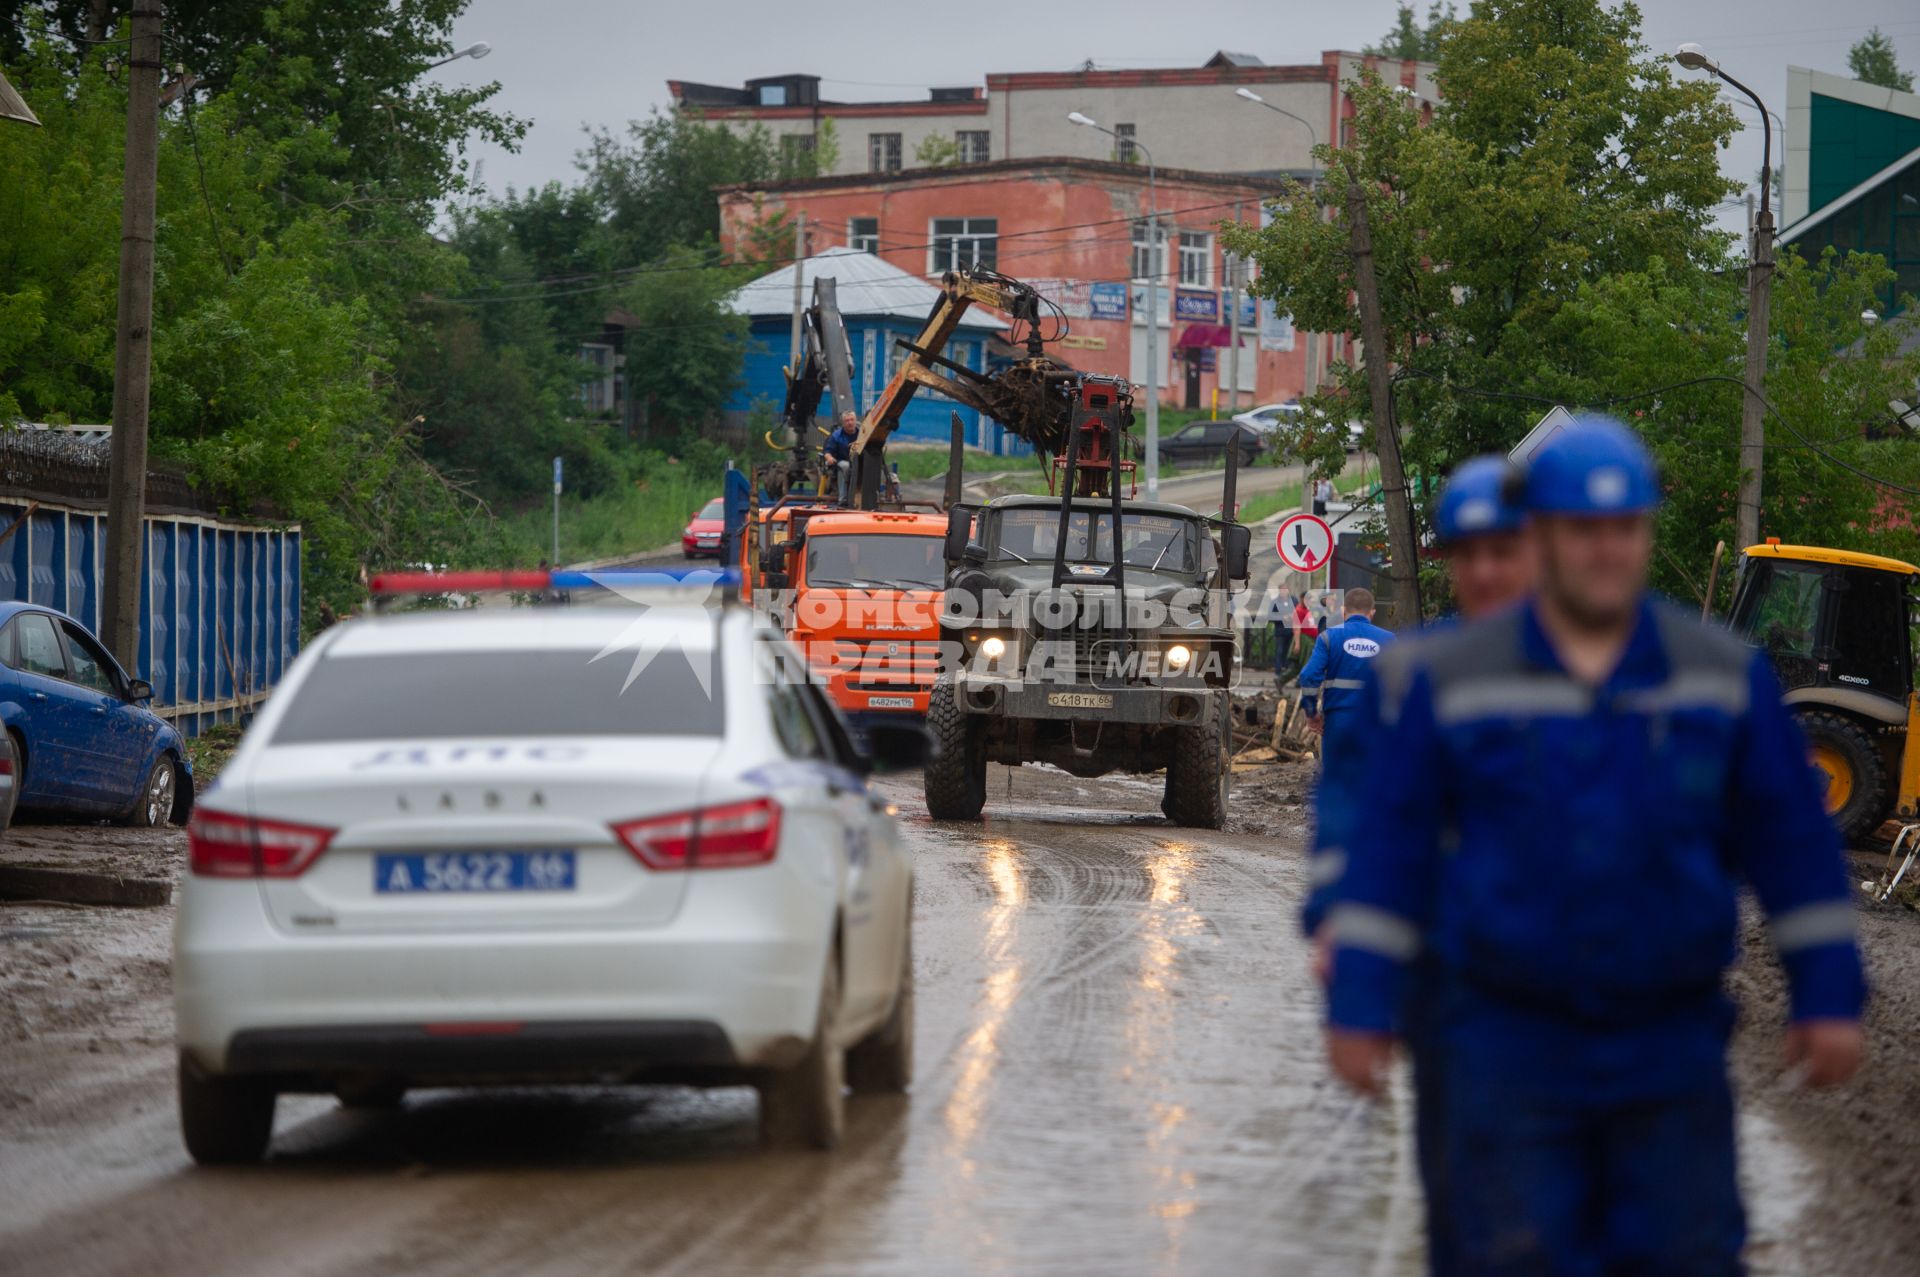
left=187, top=808, right=336, bottom=878
left=0, top=755, right=12, bottom=776
left=612, top=796, right=782, bottom=870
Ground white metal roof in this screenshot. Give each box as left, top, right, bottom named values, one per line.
left=725, top=246, right=1005, bottom=331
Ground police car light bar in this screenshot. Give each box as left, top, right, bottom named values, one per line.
left=368, top=567, right=742, bottom=597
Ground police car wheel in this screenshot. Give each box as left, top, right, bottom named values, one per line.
left=1797, top=709, right=1892, bottom=844
left=758, top=950, right=846, bottom=1151
left=178, top=1055, right=276, bottom=1166
left=924, top=678, right=986, bottom=820
left=847, top=921, right=914, bottom=1096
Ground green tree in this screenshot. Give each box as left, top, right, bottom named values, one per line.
left=1847, top=26, right=1914, bottom=92
left=580, top=110, right=781, bottom=267
left=1224, top=0, right=1920, bottom=605
left=1363, top=2, right=1457, bottom=60
left=914, top=133, right=962, bottom=167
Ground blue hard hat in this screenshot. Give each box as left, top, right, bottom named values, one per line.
left=1434, top=455, right=1525, bottom=543
left=1523, top=416, right=1660, bottom=515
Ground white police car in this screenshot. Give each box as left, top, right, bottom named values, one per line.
left=174, top=572, right=921, bottom=1163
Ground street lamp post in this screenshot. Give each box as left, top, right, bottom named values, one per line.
left=1237, top=88, right=1325, bottom=519
left=1071, top=111, right=1161, bottom=499
left=1676, top=42, right=1773, bottom=552
left=427, top=41, right=492, bottom=71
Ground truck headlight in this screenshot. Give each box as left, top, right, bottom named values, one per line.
left=1165, top=643, right=1194, bottom=671
left=981, top=635, right=1007, bottom=660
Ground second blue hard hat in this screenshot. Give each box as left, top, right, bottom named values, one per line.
left=1523, top=416, right=1660, bottom=515
left=1435, top=455, right=1525, bottom=543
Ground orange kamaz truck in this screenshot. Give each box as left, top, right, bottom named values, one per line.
left=781, top=510, right=947, bottom=739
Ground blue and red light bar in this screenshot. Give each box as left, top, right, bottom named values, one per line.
left=368, top=567, right=741, bottom=596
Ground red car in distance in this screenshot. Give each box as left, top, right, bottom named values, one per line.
left=682, top=497, right=725, bottom=559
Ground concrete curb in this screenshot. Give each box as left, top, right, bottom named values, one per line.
left=0, top=861, right=172, bottom=908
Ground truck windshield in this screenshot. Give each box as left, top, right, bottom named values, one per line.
left=992, top=509, right=1196, bottom=574
left=805, top=533, right=946, bottom=590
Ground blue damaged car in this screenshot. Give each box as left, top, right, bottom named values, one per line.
left=0, top=601, right=193, bottom=833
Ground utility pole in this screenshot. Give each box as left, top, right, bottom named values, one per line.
left=787, top=212, right=809, bottom=371
left=1346, top=179, right=1420, bottom=627
left=1226, top=202, right=1242, bottom=415
left=1737, top=201, right=1774, bottom=552
left=102, top=3, right=163, bottom=669
left=1144, top=185, right=1161, bottom=499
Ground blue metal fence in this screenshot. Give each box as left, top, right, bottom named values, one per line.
left=0, top=497, right=301, bottom=736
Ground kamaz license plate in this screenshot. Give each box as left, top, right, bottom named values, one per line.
left=1047, top=691, right=1113, bottom=709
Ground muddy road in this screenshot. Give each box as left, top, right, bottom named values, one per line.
left=2, top=765, right=1917, bottom=1276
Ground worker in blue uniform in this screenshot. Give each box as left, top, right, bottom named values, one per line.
left=1297, top=586, right=1394, bottom=753
left=1303, top=455, right=1534, bottom=940
left=1324, top=418, right=1867, bottom=1276
left=1301, top=455, right=1535, bottom=1273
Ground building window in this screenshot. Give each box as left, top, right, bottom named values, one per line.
left=1131, top=219, right=1165, bottom=281
left=758, top=84, right=788, bottom=107
left=869, top=133, right=902, bottom=173
left=1113, top=123, right=1137, bottom=164
left=578, top=343, right=617, bottom=413
left=956, top=130, right=990, bottom=164
left=929, top=217, right=998, bottom=273
left=848, top=217, right=880, bottom=254
left=1178, top=231, right=1213, bottom=288
left=780, top=133, right=815, bottom=171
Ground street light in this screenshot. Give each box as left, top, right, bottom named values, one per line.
left=1237, top=85, right=1327, bottom=466
left=1673, top=42, right=1773, bottom=552
left=428, top=41, right=491, bottom=70
left=1071, top=110, right=1163, bottom=498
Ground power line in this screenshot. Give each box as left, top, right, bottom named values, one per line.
left=426, top=196, right=1263, bottom=304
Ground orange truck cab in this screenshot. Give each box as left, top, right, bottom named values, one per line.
left=782, top=510, right=947, bottom=738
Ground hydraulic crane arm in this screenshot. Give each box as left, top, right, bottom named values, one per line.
left=851, top=270, right=1048, bottom=459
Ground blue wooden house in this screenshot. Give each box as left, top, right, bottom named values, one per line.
left=724, top=247, right=1031, bottom=457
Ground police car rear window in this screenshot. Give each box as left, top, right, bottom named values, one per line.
left=271, top=649, right=725, bottom=743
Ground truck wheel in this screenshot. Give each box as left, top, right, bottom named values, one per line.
left=759, top=951, right=846, bottom=1151
left=923, top=677, right=986, bottom=820
left=847, top=925, right=914, bottom=1096
left=1162, top=722, right=1229, bottom=830
left=178, top=1056, right=276, bottom=1165
left=1797, top=709, right=1891, bottom=844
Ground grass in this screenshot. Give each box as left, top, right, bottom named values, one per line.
left=1235, top=463, right=1376, bottom=524
left=500, top=467, right=718, bottom=565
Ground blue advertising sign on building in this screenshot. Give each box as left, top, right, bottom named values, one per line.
left=1174, top=290, right=1219, bottom=321
left=1089, top=281, right=1129, bottom=321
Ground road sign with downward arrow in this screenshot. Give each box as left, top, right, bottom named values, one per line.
left=1276, top=513, right=1333, bottom=573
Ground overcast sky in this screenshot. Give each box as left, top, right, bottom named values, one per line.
left=441, top=0, right=1920, bottom=235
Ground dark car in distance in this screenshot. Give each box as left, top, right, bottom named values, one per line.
left=0, top=602, right=193, bottom=835
left=1158, top=421, right=1267, bottom=468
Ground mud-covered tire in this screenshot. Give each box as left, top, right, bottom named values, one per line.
left=0, top=731, right=18, bottom=842
left=124, top=755, right=179, bottom=828
left=1797, top=709, right=1892, bottom=844
left=1162, top=721, right=1229, bottom=829
left=846, top=925, right=914, bottom=1096
left=178, top=1057, right=276, bottom=1165
left=923, top=677, right=986, bottom=821
left=758, top=952, right=846, bottom=1151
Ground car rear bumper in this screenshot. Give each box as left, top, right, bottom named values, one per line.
left=225, top=1019, right=741, bottom=1080
left=175, top=873, right=832, bottom=1082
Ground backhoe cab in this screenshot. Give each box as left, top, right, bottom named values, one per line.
left=1729, top=541, right=1920, bottom=842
